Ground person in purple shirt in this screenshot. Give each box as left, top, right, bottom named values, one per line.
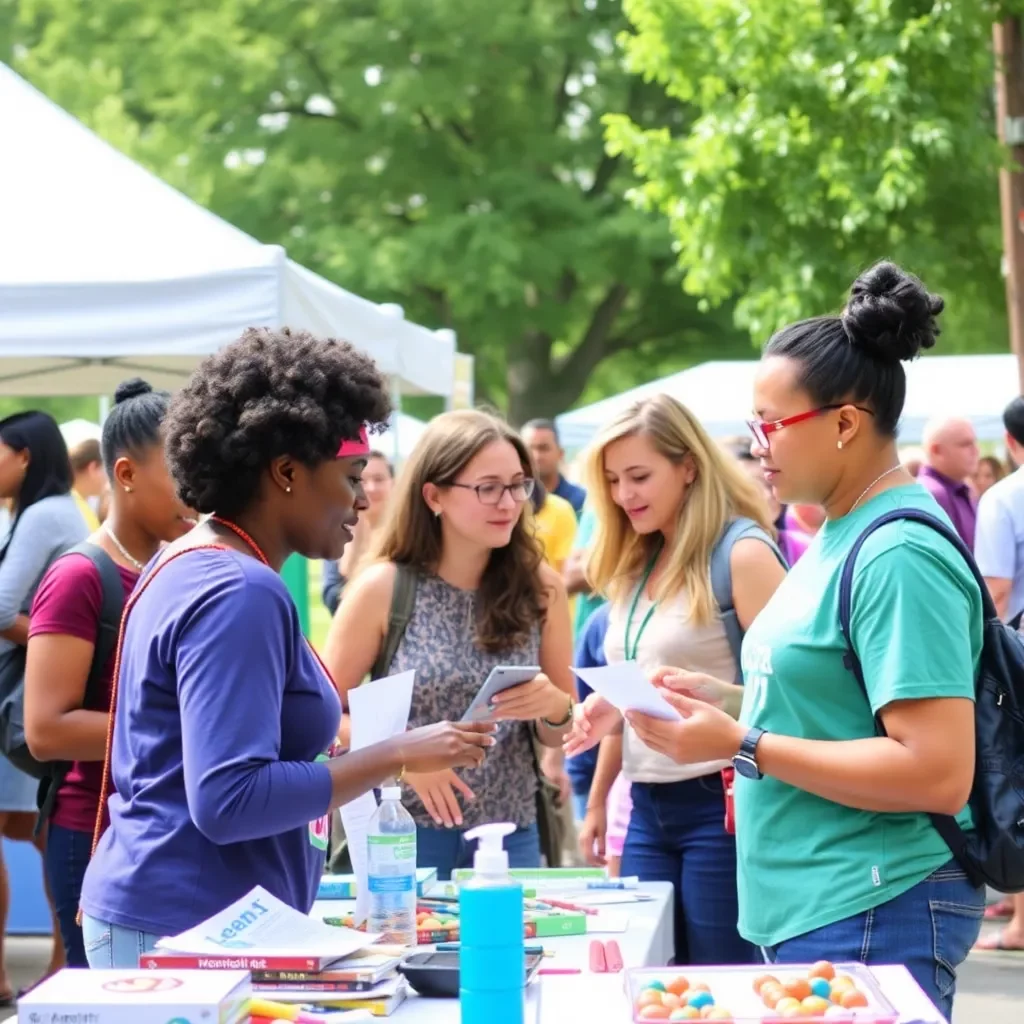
left=917, top=415, right=980, bottom=549
left=79, top=328, right=495, bottom=967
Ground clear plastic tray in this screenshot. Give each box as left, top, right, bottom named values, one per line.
left=626, top=962, right=899, bottom=1022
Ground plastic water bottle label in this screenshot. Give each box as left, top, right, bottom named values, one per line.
left=367, top=833, right=417, bottom=944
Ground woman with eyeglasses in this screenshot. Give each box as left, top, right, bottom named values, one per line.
left=324, top=410, right=576, bottom=879
left=605, top=263, right=981, bottom=1018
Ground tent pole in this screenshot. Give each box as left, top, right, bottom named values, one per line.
left=390, top=377, right=402, bottom=464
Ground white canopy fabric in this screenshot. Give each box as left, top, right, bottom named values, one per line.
left=557, top=354, right=1020, bottom=449
left=0, top=64, right=454, bottom=397
left=373, top=412, right=428, bottom=463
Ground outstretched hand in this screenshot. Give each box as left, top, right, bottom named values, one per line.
left=626, top=689, right=744, bottom=765
left=563, top=694, right=621, bottom=758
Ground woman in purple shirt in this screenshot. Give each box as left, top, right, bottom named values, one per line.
left=79, top=329, right=495, bottom=967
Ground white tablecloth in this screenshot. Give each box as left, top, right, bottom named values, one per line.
left=310, top=885, right=945, bottom=1023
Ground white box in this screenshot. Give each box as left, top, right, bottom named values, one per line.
left=18, top=968, right=250, bottom=1024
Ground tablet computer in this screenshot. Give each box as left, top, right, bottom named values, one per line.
left=461, top=665, right=541, bottom=722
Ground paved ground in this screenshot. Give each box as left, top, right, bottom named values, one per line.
left=0, top=921, right=1020, bottom=1022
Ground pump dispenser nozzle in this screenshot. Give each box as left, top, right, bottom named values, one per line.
left=464, top=822, right=516, bottom=878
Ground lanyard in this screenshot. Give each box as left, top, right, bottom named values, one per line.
left=624, top=545, right=663, bottom=661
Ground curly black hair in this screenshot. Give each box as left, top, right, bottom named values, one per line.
left=165, top=327, right=392, bottom=517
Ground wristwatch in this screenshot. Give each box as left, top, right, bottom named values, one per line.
left=732, top=727, right=766, bottom=780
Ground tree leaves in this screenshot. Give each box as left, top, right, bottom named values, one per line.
left=611, top=0, right=1009, bottom=347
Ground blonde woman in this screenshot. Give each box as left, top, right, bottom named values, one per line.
left=569, top=394, right=787, bottom=964
left=324, top=410, right=575, bottom=879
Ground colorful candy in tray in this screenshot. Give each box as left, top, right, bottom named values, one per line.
left=628, top=962, right=898, bottom=1023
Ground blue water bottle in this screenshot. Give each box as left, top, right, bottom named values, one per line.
left=460, top=823, right=525, bottom=1024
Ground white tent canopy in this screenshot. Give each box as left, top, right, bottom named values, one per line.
left=367, top=412, right=427, bottom=463
left=557, top=354, right=1020, bottom=449
left=0, top=64, right=454, bottom=397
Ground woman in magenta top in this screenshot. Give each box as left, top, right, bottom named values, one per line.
left=24, top=378, right=197, bottom=967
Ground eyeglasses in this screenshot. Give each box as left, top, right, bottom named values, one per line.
left=447, top=478, right=536, bottom=506
left=746, top=404, right=874, bottom=449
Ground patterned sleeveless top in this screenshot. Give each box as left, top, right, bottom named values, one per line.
left=390, top=572, right=541, bottom=830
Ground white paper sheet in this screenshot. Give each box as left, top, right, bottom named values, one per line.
left=347, top=670, right=415, bottom=752
left=343, top=669, right=416, bottom=925
left=585, top=911, right=630, bottom=934
left=155, top=886, right=372, bottom=960
left=572, top=661, right=682, bottom=721
left=340, top=790, right=380, bottom=927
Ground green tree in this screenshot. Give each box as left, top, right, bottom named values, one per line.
left=605, top=0, right=1014, bottom=350
left=4, top=0, right=749, bottom=422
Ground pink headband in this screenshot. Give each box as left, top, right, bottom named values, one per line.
left=337, top=425, right=370, bottom=458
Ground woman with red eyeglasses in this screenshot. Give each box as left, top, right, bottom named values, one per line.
left=598, top=263, right=982, bottom=1019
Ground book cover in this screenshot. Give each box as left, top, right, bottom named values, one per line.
left=18, top=968, right=250, bottom=1024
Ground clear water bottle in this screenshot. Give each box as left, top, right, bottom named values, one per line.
left=367, top=786, right=417, bottom=945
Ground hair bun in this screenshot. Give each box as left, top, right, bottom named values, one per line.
left=842, top=261, right=943, bottom=365
left=114, top=377, right=154, bottom=404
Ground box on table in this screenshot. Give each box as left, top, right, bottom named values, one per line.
left=627, top=962, right=898, bottom=1023
left=318, top=867, right=438, bottom=900
left=17, top=968, right=250, bottom=1024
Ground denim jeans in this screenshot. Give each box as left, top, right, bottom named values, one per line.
left=763, top=859, right=983, bottom=1022
left=416, top=822, right=541, bottom=880
left=43, top=823, right=93, bottom=968
left=622, top=775, right=754, bottom=966
left=82, top=913, right=163, bottom=968
left=571, top=791, right=589, bottom=823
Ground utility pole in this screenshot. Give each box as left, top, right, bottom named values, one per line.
left=994, top=17, right=1024, bottom=393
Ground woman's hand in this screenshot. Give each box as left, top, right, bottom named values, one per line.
left=396, top=720, right=496, bottom=774
left=563, top=694, right=621, bottom=757
left=626, top=690, right=744, bottom=764
left=403, top=769, right=476, bottom=828
left=578, top=804, right=608, bottom=866
left=490, top=673, right=570, bottom=723
left=650, top=667, right=744, bottom=719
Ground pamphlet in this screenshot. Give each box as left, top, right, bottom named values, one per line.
left=155, top=886, right=374, bottom=968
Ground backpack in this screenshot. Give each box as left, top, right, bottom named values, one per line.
left=0, top=544, right=124, bottom=820
left=838, top=507, right=1024, bottom=893
left=711, top=517, right=788, bottom=680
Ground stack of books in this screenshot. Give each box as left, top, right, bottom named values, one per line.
left=142, top=950, right=408, bottom=1016
left=141, top=885, right=408, bottom=1017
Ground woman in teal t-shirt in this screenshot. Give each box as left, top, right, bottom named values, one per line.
left=611, top=262, right=983, bottom=1020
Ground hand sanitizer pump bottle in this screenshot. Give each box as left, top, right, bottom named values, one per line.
left=459, top=823, right=525, bottom=1024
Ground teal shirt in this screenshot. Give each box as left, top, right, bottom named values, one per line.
left=735, top=484, right=981, bottom=947
left=572, top=504, right=605, bottom=642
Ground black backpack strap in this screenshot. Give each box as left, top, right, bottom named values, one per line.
left=36, top=543, right=125, bottom=830
left=370, top=563, right=417, bottom=680
left=711, top=518, right=787, bottom=683
left=837, top=507, right=986, bottom=884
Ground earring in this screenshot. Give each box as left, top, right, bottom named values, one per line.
left=434, top=509, right=442, bottom=518
left=837, top=440, right=844, bottom=450
left=124, top=486, right=133, bottom=493
left=285, top=486, right=292, bottom=494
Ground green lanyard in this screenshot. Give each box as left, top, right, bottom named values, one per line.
left=624, top=546, right=662, bottom=661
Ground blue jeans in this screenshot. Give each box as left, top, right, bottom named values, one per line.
left=622, top=775, right=754, bottom=966
left=571, top=791, right=589, bottom=823
left=82, top=913, right=163, bottom=968
left=763, top=859, right=983, bottom=1022
left=43, top=823, right=93, bottom=968
left=417, top=823, right=541, bottom=880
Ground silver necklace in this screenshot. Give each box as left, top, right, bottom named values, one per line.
left=850, top=465, right=904, bottom=514
left=103, top=524, right=145, bottom=572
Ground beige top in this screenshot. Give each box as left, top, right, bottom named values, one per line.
left=604, top=583, right=737, bottom=784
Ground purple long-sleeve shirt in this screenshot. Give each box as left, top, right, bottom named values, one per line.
left=80, top=549, right=341, bottom=936
left=917, top=465, right=978, bottom=550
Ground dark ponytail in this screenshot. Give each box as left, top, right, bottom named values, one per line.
left=101, top=378, right=171, bottom=476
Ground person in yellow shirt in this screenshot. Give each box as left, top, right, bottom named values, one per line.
left=531, top=483, right=577, bottom=572
left=67, top=439, right=105, bottom=530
